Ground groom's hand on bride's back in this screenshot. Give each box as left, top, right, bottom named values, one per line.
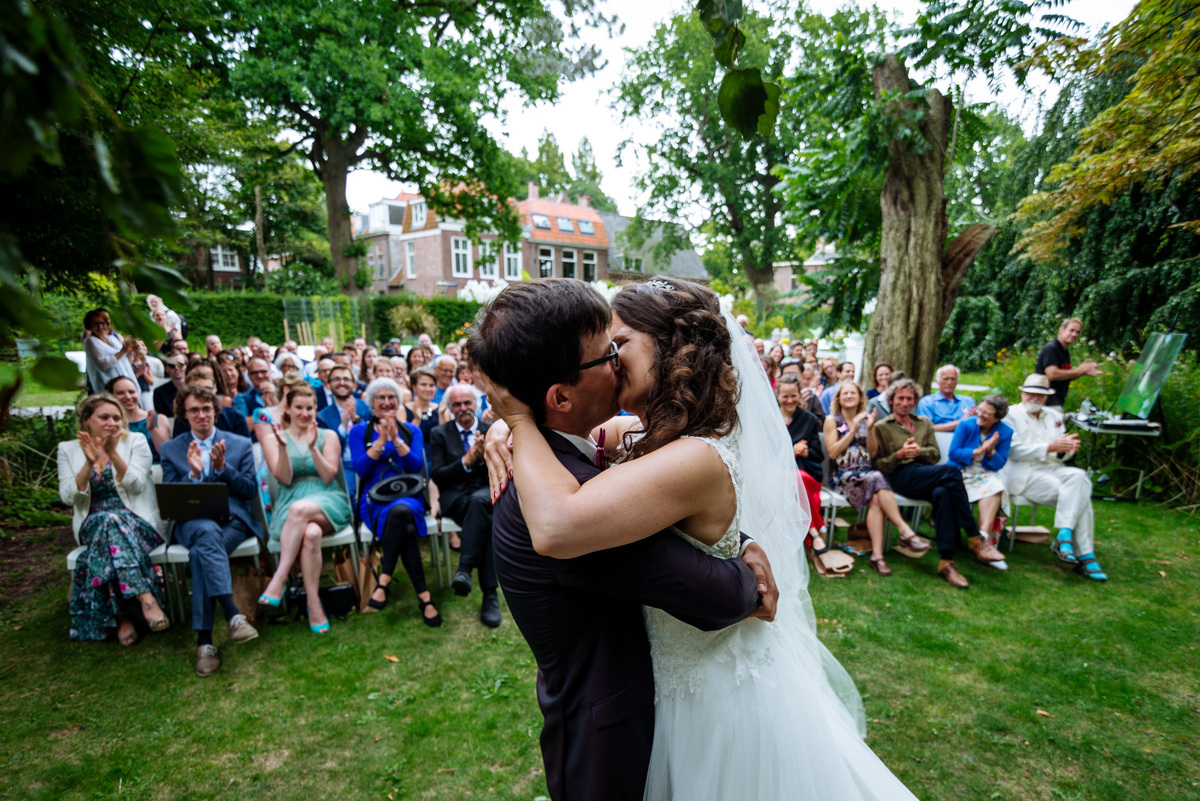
left=740, top=542, right=778, bottom=622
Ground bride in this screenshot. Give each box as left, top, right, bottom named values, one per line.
left=485, top=277, right=918, bottom=800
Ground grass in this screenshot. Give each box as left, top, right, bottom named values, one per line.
left=0, top=501, right=1198, bottom=800
left=12, top=376, right=82, bottom=409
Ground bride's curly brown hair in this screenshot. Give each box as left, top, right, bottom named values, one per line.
left=612, top=277, right=739, bottom=461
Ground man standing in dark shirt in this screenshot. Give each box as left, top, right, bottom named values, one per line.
left=1035, top=318, right=1100, bottom=407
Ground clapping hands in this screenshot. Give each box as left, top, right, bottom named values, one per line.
left=210, top=440, right=226, bottom=473
left=1050, top=433, right=1081, bottom=455
left=187, top=440, right=205, bottom=479
left=77, top=431, right=105, bottom=469
left=896, top=437, right=920, bottom=460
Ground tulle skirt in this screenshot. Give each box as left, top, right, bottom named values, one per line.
left=642, top=598, right=918, bottom=801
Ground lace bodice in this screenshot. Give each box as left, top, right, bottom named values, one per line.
left=643, top=428, right=775, bottom=698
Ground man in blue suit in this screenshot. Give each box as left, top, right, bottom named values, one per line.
left=161, top=386, right=264, bottom=677
left=316, top=364, right=370, bottom=495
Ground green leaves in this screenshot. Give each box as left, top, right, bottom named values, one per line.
left=29, top=355, right=83, bottom=391
left=694, top=0, right=779, bottom=137
left=717, top=68, right=780, bottom=138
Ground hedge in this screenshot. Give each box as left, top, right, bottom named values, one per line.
left=371, top=293, right=482, bottom=346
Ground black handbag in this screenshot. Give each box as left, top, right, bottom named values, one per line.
left=362, top=416, right=426, bottom=504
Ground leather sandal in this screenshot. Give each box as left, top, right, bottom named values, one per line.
left=894, top=530, right=931, bottom=557
left=868, top=557, right=893, bottom=577
left=1051, top=536, right=1078, bottom=564
left=368, top=583, right=392, bottom=611
left=418, top=598, right=442, bottom=628
left=1075, top=555, right=1108, bottom=582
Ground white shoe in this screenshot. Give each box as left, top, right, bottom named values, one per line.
left=986, top=559, right=1009, bottom=570
left=228, top=614, right=259, bottom=644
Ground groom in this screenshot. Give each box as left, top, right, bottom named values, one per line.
left=469, top=279, right=776, bottom=801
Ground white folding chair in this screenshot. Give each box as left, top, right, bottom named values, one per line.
left=934, top=431, right=954, bottom=465
left=426, top=480, right=456, bottom=588
left=817, top=432, right=861, bottom=546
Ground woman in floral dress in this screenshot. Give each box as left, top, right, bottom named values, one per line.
left=57, top=394, right=169, bottom=644
left=823, top=381, right=929, bottom=576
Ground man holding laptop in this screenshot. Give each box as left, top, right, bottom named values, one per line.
left=160, top=386, right=264, bottom=676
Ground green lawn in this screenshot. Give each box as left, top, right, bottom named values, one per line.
left=12, top=376, right=83, bottom=409
left=0, top=501, right=1197, bottom=800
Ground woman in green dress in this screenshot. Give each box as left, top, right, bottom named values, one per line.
left=255, top=382, right=351, bottom=633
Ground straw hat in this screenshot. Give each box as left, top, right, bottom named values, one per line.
left=1019, top=373, right=1056, bottom=395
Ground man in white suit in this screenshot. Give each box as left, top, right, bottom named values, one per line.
left=1002, top=374, right=1106, bottom=582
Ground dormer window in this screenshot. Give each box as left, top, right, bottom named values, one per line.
left=532, top=213, right=552, bottom=230
left=577, top=219, right=595, bottom=235
left=556, top=217, right=574, bottom=233
left=411, top=202, right=427, bottom=228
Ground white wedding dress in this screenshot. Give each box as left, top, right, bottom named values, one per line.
left=639, top=312, right=920, bottom=800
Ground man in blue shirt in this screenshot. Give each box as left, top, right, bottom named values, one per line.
left=819, top=362, right=856, bottom=414
left=233, top=357, right=272, bottom=432
left=916, top=365, right=976, bottom=432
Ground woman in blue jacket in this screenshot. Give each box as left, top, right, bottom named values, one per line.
left=948, top=393, right=1013, bottom=543
left=350, top=378, right=440, bottom=627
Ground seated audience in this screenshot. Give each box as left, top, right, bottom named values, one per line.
left=407, top=366, right=442, bottom=450
left=1002, top=374, right=1106, bottom=581
left=105, top=376, right=170, bottom=463
left=171, top=365, right=250, bottom=438
left=160, top=386, right=262, bottom=676
left=824, top=381, right=929, bottom=577
left=776, top=375, right=828, bottom=548
left=873, top=379, right=1004, bottom=587
left=820, top=362, right=856, bottom=413
left=205, top=335, right=222, bottom=358
left=233, top=358, right=273, bottom=431
left=215, top=350, right=248, bottom=406
left=866, top=362, right=892, bottom=400
left=274, top=351, right=304, bottom=377
left=359, top=346, right=380, bottom=385
left=916, top=364, right=976, bottom=432
left=152, top=355, right=188, bottom=417
left=349, top=378, right=441, bottom=627
left=312, top=357, right=337, bottom=409
left=316, top=364, right=371, bottom=494
left=431, top=384, right=500, bottom=627
left=818, top=357, right=839, bottom=389
left=255, top=382, right=351, bottom=633
left=867, top=369, right=905, bottom=419
left=57, top=394, right=169, bottom=644
left=947, top=394, right=1014, bottom=568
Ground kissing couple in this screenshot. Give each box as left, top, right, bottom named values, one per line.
left=469, top=278, right=918, bottom=800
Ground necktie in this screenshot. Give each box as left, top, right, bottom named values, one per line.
left=460, top=428, right=472, bottom=453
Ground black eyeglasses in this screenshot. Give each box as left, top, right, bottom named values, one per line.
left=576, top=341, right=619, bottom=372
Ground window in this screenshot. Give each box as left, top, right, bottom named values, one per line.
left=504, top=243, right=521, bottom=280
left=577, top=219, right=595, bottom=235
left=212, top=244, right=239, bottom=273
left=582, top=251, right=597, bottom=282
left=629, top=257, right=643, bottom=272
left=388, top=205, right=405, bottom=226
left=556, top=217, right=574, bottom=233
left=406, top=241, right=416, bottom=278
left=371, top=243, right=387, bottom=279
left=561, top=248, right=577, bottom=279
left=531, top=213, right=552, bottom=230
left=411, top=202, right=427, bottom=228
left=538, top=246, right=554, bottom=278
left=478, top=241, right=497, bottom=279
left=452, top=237, right=471, bottom=277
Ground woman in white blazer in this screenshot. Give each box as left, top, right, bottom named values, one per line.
left=58, top=394, right=170, bottom=645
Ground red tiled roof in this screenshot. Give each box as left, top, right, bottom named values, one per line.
left=517, top=198, right=609, bottom=248
left=392, top=191, right=423, bottom=202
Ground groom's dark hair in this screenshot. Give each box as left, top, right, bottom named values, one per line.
left=468, top=279, right=610, bottom=425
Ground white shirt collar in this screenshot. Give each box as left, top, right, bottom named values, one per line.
left=191, top=429, right=217, bottom=448
left=456, top=420, right=478, bottom=436
left=551, top=429, right=598, bottom=463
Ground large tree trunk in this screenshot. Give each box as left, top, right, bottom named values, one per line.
left=317, top=135, right=373, bottom=343
left=863, top=55, right=994, bottom=396
left=254, top=184, right=268, bottom=274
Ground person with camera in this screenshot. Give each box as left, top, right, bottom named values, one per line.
left=255, top=382, right=351, bottom=633
left=350, top=378, right=440, bottom=627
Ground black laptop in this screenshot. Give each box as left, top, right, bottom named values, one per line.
left=155, top=483, right=231, bottom=522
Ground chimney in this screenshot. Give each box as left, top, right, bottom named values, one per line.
left=578, top=194, right=591, bottom=208
left=557, top=191, right=568, bottom=203
left=528, top=182, right=539, bottom=201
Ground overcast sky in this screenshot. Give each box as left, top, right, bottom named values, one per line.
left=345, top=0, right=1136, bottom=217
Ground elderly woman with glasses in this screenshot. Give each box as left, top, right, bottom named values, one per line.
left=947, top=394, right=1014, bottom=545
left=350, top=378, right=440, bottom=627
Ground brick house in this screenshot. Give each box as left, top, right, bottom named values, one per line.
left=353, top=183, right=704, bottom=299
